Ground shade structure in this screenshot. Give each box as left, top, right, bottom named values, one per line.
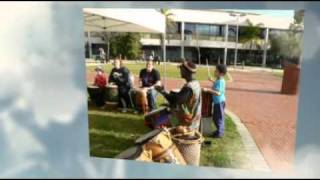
left=83, top=8, right=165, bottom=34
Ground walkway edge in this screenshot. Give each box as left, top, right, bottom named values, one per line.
left=225, top=109, right=271, bottom=172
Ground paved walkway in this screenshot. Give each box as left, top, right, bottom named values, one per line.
left=86, top=69, right=298, bottom=172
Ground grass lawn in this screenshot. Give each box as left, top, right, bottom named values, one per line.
left=86, top=62, right=230, bottom=81
left=88, top=98, right=249, bottom=169
left=272, top=70, right=284, bottom=78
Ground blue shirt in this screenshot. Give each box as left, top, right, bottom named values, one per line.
left=212, top=78, right=226, bottom=104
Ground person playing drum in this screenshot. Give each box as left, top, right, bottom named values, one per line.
left=108, top=58, right=133, bottom=112
left=138, top=60, right=162, bottom=111
left=91, top=65, right=107, bottom=107
left=155, top=60, right=202, bottom=131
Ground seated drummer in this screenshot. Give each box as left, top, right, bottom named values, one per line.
left=108, top=58, right=133, bottom=112
left=155, top=60, right=202, bottom=131
left=92, top=66, right=107, bottom=107
left=139, top=60, right=161, bottom=111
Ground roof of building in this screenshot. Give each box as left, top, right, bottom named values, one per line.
left=168, top=9, right=294, bottom=30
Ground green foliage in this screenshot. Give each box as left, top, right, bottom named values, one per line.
left=110, top=33, right=142, bottom=60
left=269, top=10, right=304, bottom=65
left=239, top=19, right=264, bottom=62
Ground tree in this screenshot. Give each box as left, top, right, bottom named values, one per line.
left=160, top=8, right=176, bottom=62
left=110, top=33, right=142, bottom=60
left=239, top=19, right=264, bottom=63
left=269, top=10, right=304, bottom=65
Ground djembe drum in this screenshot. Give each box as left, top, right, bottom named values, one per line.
left=87, top=85, right=104, bottom=106
left=201, top=88, right=213, bottom=118
left=135, top=128, right=187, bottom=165
left=144, top=107, right=171, bottom=129
left=115, top=145, right=153, bottom=162
left=134, top=88, right=149, bottom=114
left=105, top=84, right=119, bottom=110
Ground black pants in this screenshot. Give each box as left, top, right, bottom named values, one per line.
left=118, top=86, right=133, bottom=109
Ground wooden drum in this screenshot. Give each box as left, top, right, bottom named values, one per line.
left=134, top=88, right=149, bottom=114
left=201, top=89, right=213, bottom=118
left=105, top=84, right=119, bottom=110
left=138, top=129, right=187, bottom=165
left=87, top=85, right=100, bottom=101
left=115, top=145, right=153, bottom=162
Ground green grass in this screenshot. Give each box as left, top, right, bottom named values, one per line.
left=88, top=100, right=249, bottom=169
left=272, top=70, right=284, bottom=78
left=86, top=62, right=230, bottom=81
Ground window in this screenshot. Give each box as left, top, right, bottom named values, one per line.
left=184, top=23, right=196, bottom=35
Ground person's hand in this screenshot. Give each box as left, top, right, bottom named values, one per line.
left=155, top=85, right=164, bottom=92
left=202, top=87, right=208, bottom=92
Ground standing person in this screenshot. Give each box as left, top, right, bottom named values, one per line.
left=155, top=60, right=202, bottom=131
left=203, top=64, right=227, bottom=138
left=149, top=51, right=154, bottom=61
left=99, top=48, right=106, bottom=64
left=108, top=58, right=133, bottom=112
left=92, top=66, right=107, bottom=107
left=139, top=60, right=162, bottom=111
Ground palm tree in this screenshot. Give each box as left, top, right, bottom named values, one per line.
left=239, top=19, right=264, bottom=64
left=159, top=8, right=176, bottom=86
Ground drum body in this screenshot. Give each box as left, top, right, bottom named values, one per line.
left=144, top=107, right=171, bottom=129
left=87, top=85, right=105, bottom=106
left=105, top=84, right=119, bottom=110
left=87, top=85, right=100, bottom=100
left=105, top=84, right=119, bottom=102
left=142, top=129, right=187, bottom=165
left=115, top=146, right=152, bottom=162
left=201, top=90, right=213, bottom=118
left=134, top=89, right=149, bottom=114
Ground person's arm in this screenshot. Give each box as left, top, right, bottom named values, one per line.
left=158, top=86, right=193, bottom=105
left=116, top=68, right=130, bottom=86
left=203, top=80, right=222, bottom=96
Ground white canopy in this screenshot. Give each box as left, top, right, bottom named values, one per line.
left=83, top=8, right=165, bottom=34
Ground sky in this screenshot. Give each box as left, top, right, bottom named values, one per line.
left=224, top=9, right=294, bottom=18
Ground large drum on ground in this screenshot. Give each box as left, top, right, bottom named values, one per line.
left=135, top=128, right=187, bottom=165
left=105, top=84, right=119, bottom=110
left=115, top=145, right=152, bottom=162
left=87, top=85, right=105, bottom=106
left=144, top=107, right=171, bottom=129
left=134, top=88, right=149, bottom=114
left=170, top=126, right=204, bottom=166
left=201, top=89, right=213, bottom=118
left=87, top=85, right=100, bottom=101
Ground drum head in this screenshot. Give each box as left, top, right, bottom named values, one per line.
left=135, top=129, right=162, bottom=145
left=106, top=84, right=117, bottom=88
left=115, top=146, right=142, bottom=159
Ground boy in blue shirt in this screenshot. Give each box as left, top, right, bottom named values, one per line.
left=203, top=64, right=227, bottom=138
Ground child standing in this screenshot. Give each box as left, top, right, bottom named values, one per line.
left=203, top=64, right=227, bottom=138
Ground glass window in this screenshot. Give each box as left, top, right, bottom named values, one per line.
left=196, top=24, right=210, bottom=35
left=209, top=25, right=220, bottom=36
left=184, top=23, right=196, bottom=35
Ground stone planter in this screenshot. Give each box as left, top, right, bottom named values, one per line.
left=281, top=62, right=300, bottom=95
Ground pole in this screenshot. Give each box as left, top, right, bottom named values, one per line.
left=162, top=33, right=167, bottom=87
left=262, top=28, right=269, bottom=67
left=88, top=30, right=92, bottom=59
left=223, top=24, right=229, bottom=65
left=234, top=15, right=239, bottom=68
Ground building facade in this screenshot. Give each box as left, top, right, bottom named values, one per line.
left=85, top=9, right=297, bottom=67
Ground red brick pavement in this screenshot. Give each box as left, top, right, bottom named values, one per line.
left=86, top=70, right=298, bottom=172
